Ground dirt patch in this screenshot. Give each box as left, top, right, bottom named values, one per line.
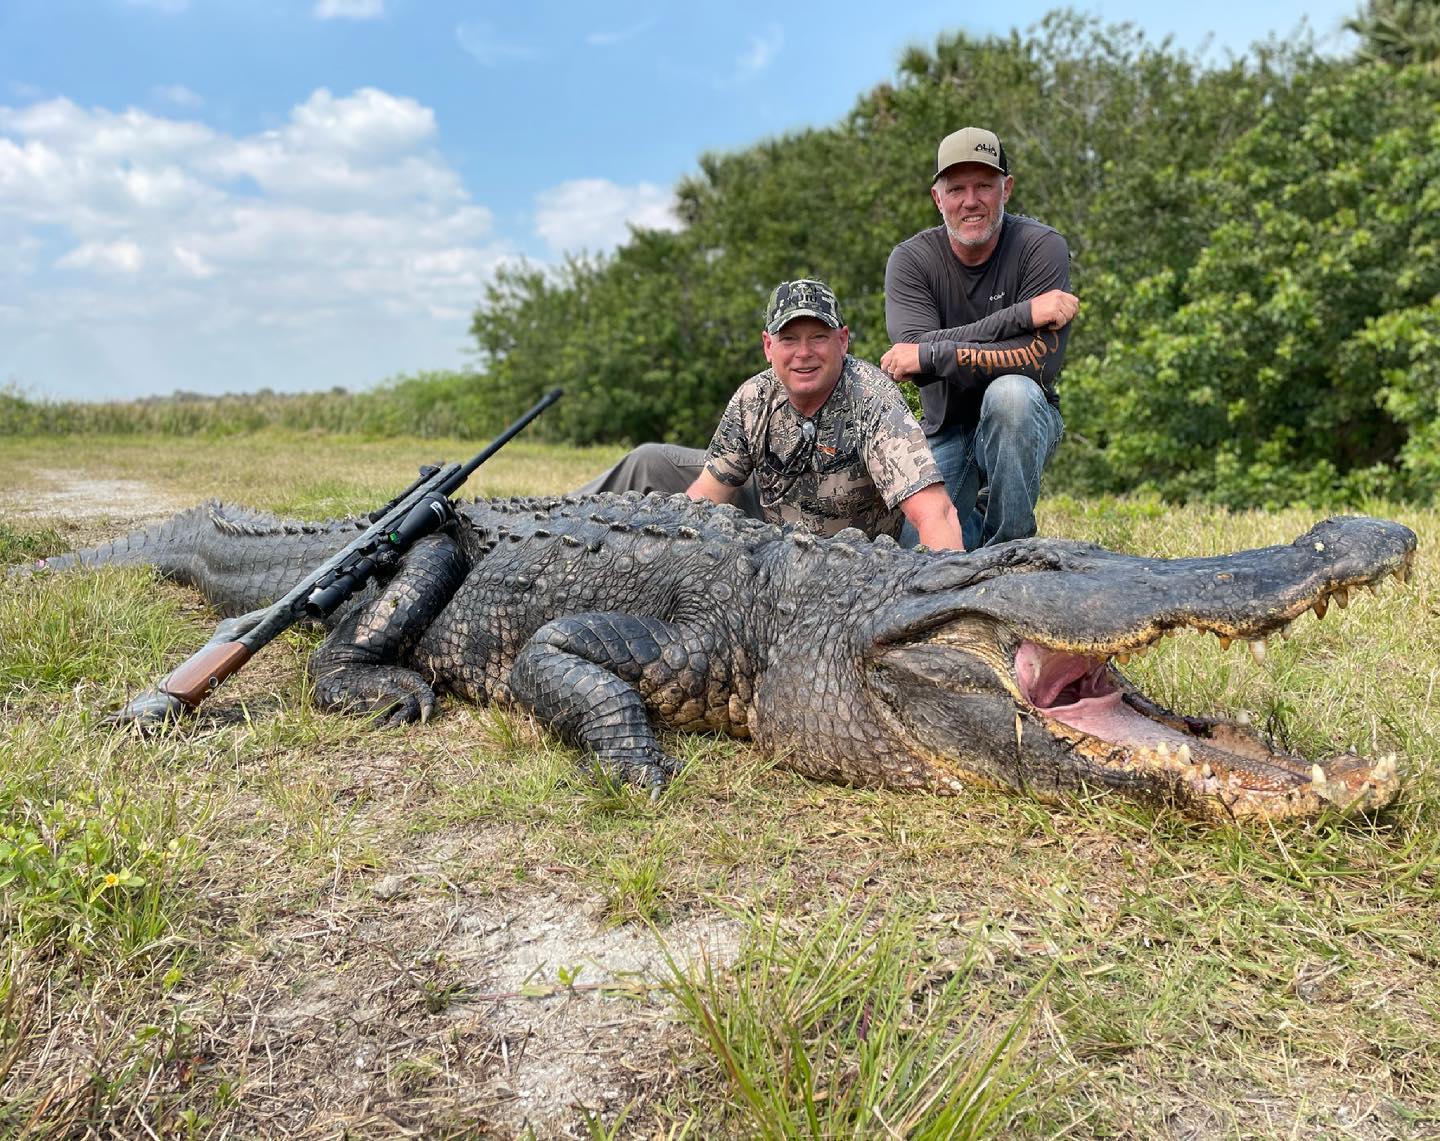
left=199, top=859, right=738, bottom=1137
left=2, top=468, right=184, bottom=523
left=442, top=890, right=738, bottom=1137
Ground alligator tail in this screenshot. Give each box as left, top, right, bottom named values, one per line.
left=21, top=503, right=222, bottom=578
left=13, top=502, right=369, bottom=616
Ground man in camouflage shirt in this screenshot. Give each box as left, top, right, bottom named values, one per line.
left=577, top=279, right=963, bottom=549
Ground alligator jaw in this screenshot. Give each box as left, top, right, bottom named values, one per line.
left=1007, top=553, right=1415, bottom=821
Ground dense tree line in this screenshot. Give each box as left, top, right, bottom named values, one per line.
left=469, top=7, right=1439, bottom=505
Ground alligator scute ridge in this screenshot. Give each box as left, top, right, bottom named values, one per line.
left=14, top=491, right=1419, bottom=824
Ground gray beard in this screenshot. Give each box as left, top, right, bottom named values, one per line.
left=947, top=210, right=1004, bottom=250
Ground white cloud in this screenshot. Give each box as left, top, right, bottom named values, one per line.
left=314, top=0, right=386, bottom=19
left=0, top=88, right=516, bottom=399
left=734, top=24, right=783, bottom=81
left=455, top=20, right=535, bottom=67
left=283, top=87, right=435, bottom=156
left=170, top=243, right=214, bottom=278
left=533, top=178, right=682, bottom=258
left=57, top=239, right=144, bottom=274
left=153, top=83, right=204, bottom=108
left=586, top=18, right=656, bottom=47
left=0, top=98, right=215, bottom=159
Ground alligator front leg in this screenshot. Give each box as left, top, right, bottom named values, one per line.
left=308, top=533, right=469, bottom=725
left=508, top=613, right=720, bottom=792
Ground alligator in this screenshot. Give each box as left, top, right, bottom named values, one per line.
left=17, top=494, right=1417, bottom=823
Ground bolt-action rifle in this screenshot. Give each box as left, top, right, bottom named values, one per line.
left=113, top=387, right=563, bottom=725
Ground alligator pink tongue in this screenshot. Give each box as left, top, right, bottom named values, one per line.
left=1016, top=642, right=1100, bottom=707
left=1016, top=641, right=1131, bottom=736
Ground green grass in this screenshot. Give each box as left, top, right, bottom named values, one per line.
left=0, top=568, right=207, bottom=693
left=0, top=520, right=64, bottom=564
left=1, top=430, right=1438, bottom=1136
left=662, top=896, right=1042, bottom=1138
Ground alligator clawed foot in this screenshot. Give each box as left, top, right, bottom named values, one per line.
left=377, top=688, right=437, bottom=727
left=594, top=748, right=683, bottom=800
left=314, top=666, right=437, bottom=727
left=106, top=687, right=191, bottom=734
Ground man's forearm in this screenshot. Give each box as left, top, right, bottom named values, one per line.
left=901, top=484, right=964, bottom=551
left=920, top=326, right=1069, bottom=392
left=686, top=469, right=739, bottom=505
left=910, top=303, right=1033, bottom=345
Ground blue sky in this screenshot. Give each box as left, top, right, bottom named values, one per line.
left=1, top=0, right=1359, bottom=402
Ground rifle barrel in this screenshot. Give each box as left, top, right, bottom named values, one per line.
left=452, top=388, right=564, bottom=488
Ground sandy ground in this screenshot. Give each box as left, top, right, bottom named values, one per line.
left=1, top=468, right=190, bottom=523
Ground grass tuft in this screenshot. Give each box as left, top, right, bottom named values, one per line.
left=0, top=569, right=206, bottom=693
left=663, top=895, right=1041, bottom=1138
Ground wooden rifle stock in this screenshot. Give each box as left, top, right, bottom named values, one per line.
left=161, top=641, right=254, bottom=706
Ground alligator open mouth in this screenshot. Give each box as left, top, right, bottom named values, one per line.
left=1007, top=560, right=1412, bottom=819
left=866, top=515, right=1418, bottom=821
left=1016, top=644, right=1121, bottom=730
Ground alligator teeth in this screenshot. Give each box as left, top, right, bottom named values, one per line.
left=1156, top=741, right=1170, bottom=757
left=1312, top=598, right=1328, bottom=620
left=1235, top=709, right=1252, bottom=725
left=1201, top=762, right=1214, bottom=780
left=1374, top=753, right=1398, bottom=781
left=1311, top=763, right=1327, bottom=786
left=1217, top=635, right=1233, bottom=651
left=1177, top=743, right=1192, bottom=765
left=1248, top=639, right=1267, bottom=667
left=1334, top=587, right=1350, bottom=609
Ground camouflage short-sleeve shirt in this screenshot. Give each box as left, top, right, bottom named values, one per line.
left=704, top=355, right=943, bottom=539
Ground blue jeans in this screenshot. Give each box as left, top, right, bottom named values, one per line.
left=902, top=375, right=1063, bottom=550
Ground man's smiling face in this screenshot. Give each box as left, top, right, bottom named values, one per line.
left=932, top=162, right=1012, bottom=260
left=762, top=316, right=849, bottom=414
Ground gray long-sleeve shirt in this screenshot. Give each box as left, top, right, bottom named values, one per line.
left=884, top=214, right=1070, bottom=434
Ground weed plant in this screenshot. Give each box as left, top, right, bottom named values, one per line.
left=0, top=372, right=523, bottom=441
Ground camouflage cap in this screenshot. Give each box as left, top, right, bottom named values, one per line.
left=933, top=126, right=1009, bottom=182
left=765, top=279, right=844, bottom=334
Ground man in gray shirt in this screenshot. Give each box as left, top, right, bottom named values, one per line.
left=881, top=126, right=1078, bottom=548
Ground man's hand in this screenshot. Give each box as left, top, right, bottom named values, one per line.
left=900, top=483, right=964, bottom=551
left=1029, top=289, right=1079, bottom=330
left=880, top=343, right=922, bottom=381
left=685, top=469, right=738, bottom=506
